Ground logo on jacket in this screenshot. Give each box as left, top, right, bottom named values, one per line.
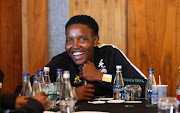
left=98, top=59, right=107, bottom=73
left=74, top=75, right=82, bottom=84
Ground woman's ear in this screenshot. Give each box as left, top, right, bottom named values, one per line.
left=93, top=35, right=99, bottom=47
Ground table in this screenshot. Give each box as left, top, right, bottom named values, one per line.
left=75, top=100, right=158, bottom=113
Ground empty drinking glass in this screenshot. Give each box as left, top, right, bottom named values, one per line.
left=125, top=84, right=142, bottom=101
left=158, top=97, right=179, bottom=113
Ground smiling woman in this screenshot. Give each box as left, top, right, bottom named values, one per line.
left=64, top=15, right=100, bottom=65
left=40, top=15, right=147, bottom=101
left=65, top=24, right=99, bottom=65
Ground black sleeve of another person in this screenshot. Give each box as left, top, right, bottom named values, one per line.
left=0, top=94, right=17, bottom=111
left=0, top=94, right=44, bottom=113
left=16, top=99, right=44, bottom=113
left=0, top=70, right=4, bottom=83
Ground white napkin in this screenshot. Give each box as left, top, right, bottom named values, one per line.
left=107, top=100, right=124, bottom=103
left=88, top=101, right=106, bottom=104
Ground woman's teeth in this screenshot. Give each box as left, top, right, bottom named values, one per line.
left=73, top=52, right=85, bottom=56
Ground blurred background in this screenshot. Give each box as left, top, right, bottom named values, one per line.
left=0, top=0, right=179, bottom=97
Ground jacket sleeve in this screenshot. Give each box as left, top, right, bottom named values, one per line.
left=0, top=94, right=17, bottom=110
left=15, top=98, right=44, bottom=113
left=14, top=84, right=22, bottom=96
left=113, top=48, right=147, bottom=97
left=96, top=46, right=147, bottom=97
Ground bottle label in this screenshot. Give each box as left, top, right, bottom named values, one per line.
left=176, top=95, right=180, bottom=101
left=147, top=92, right=152, bottom=98
left=60, top=100, right=74, bottom=112
left=113, top=87, right=125, bottom=100
left=176, top=89, right=180, bottom=101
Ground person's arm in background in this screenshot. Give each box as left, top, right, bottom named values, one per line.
left=16, top=92, right=49, bottom=113
left=0, top=94, right=18, bottom=110
left=0, top=92, right=49, bottom=113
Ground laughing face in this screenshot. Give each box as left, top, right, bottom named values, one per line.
left=65, top=24, right=99, bottom=65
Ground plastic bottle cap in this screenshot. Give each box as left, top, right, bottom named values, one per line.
left=63, top=71, right=70, bottom=78
left=44, top=67, right=50, bottom=72
left=38, top=69, right=43, bottom=72
left=57, top=68, right=63, bottom=72
left=33, top=74, right=38, bottom=77
left=63, top=73, right=70, bottom=78
left=116, top=65, right=122, bottom=69
left=64, top=71, right=70, bottom=74
left=148, top=68, right=154, bottom=71
left=24, top=73, right=29, bottom=76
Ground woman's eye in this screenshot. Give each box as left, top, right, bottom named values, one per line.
left=79, top=38, right=86, bottom=42
left=67, top=39, right=72, bottom=43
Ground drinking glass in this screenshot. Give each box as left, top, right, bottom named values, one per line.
left=125, top=84, right=142, bottom=101
left=43, top=83, right=57, bottom=109
left=158, top=97, right=179, bottom=113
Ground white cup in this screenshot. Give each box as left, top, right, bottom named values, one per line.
left=157, top=85, right=168, bottom=98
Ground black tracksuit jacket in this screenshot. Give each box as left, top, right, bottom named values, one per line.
left=46, top=44, right=147, bottom=97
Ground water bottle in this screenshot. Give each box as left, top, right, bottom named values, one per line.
left=145, top=68, right=158, bottom=107
left=32, top=74, right=42, bottom=96
left=38, top=69, right=45, bottom=86
left=44, top=67, right=51, bottom=86
left=113, top=65, right=125, bottom=100
left=20, top=73, right=32, bottom=96
left=60, top=71, right=74, bottom=113
left=56, top=69, right=63, bottom=96
left=176, top=66, right=180, bottom=101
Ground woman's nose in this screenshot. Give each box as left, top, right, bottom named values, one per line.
left=73, top=41, right=80, bottom=49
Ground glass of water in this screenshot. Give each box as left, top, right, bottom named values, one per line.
left=158, top=97, right=179, bottom=113
left=43, top=83, right=57, bottom=109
